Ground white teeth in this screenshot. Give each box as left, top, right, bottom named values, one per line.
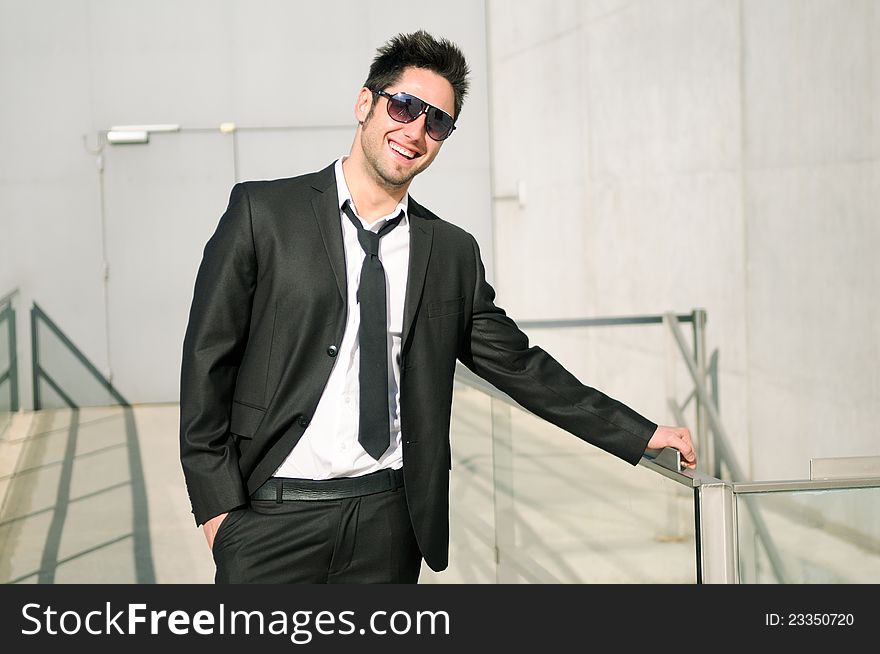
left=390, top=142, right=416, bottom=159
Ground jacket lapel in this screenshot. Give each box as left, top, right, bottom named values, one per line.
left=308, top=163, right=433, bottom=349
left=402, top=200, right=434, bottom=349
left=310, top=165, right=346, bottom=304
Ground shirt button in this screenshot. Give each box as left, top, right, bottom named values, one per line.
left=327, top=345, right=338, bottom=357
left=299, top=416, right=310, bottom=427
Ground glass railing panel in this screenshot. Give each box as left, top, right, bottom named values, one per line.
left=443, top=365, right=698, bottom=584
left=494, top=397, right=696, bottom=583
left=736, top=485, right=880, bottom=583
left=419, top=382, right=497, bottom=583
left=32, top=305, right=120, bottom=409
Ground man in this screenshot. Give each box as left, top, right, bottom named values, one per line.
left=180, top=30, right=696, bottom=584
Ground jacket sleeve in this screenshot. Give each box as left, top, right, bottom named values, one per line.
left=457, top=235, right=656, bottom=465
left=179, top=183, right=255, bottom=525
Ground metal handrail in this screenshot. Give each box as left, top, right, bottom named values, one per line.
left=0, top=287, right=20, bottom=307
left=517, top=312, right=695, bottom=329
left=31, top=302, right=129, bottom=409
left=733, top=478, right=880, bottom=493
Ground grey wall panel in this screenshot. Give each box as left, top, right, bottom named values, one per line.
left=743, top=0, right=876, bottom=168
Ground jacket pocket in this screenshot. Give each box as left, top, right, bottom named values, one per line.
left=229, top=400, right=266, bottom=439
left=428, top=296, right=465, bottom=319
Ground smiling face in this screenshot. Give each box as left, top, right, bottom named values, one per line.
left=352, top=66, right=456, bottom=193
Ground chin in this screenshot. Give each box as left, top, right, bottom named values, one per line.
left=377, top=164, right=418, bottom=189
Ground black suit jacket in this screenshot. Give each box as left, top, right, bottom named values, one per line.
left=180, top=162, right=657, bottom=571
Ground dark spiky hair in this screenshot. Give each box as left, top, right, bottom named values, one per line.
left=364, top=30, right=470, bottom=119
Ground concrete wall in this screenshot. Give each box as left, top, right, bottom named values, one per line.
left=486, top=0, right=879, bottom=481
left=0, top=0, right=492, bottom=407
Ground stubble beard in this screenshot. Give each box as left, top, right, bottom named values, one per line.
left=359, top=114, right=431, bottom=192
left=362, top=133, right=419, bottom=191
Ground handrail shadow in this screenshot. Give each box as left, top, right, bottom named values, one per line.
left=0, top=303, right=155, bottom=583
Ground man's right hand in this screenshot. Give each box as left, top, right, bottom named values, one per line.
left=202, top=512, right=229, bottom=550
left=647, top=425, right=697, bottom=470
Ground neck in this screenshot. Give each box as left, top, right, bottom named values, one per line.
left=342, top=155, right=408, bottom=223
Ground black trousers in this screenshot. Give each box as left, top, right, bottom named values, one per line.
left=211, top=485, right=422, bottom=584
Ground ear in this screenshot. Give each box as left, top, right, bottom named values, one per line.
left=354, top=87, right=374, bottom=123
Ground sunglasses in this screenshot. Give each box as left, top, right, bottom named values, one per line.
left=371, top=89, right=456, bottom=141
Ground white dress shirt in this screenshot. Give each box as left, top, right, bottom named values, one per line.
left=272, top=157, right=410, bottom=479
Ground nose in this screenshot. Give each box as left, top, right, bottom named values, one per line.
left=400, top=113, right=428, bottom=142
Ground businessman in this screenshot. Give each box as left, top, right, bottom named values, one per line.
left=180, top=30, right=696, bottom=584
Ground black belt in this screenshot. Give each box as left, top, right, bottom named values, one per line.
left=251, top=468, right=404, bottom=502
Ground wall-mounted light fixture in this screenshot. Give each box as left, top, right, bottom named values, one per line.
left=106, top=124, right=180, bottom=145
left=106, top=130, right=149, bottom=144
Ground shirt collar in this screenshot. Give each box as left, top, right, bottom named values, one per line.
left=334, top=157, right=409, bottom=229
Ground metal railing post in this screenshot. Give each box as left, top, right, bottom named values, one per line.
left=8, top=303, right=18, bottom=411
left=692, top=308, right=712, bottom=475
left=708, top=349, right=721, bottom=478
left=695, top=481, right=738, bottom=583
left=30, top=304, right=40, bottom=410
left=0, top=291, right=20, bottom=412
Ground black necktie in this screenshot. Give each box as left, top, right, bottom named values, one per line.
left=342, top=200, right=404, bottom=460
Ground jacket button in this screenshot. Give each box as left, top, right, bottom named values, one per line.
left=299, top=416, right=310, bottom=427
left=327, top=345, right=338, bottom=357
